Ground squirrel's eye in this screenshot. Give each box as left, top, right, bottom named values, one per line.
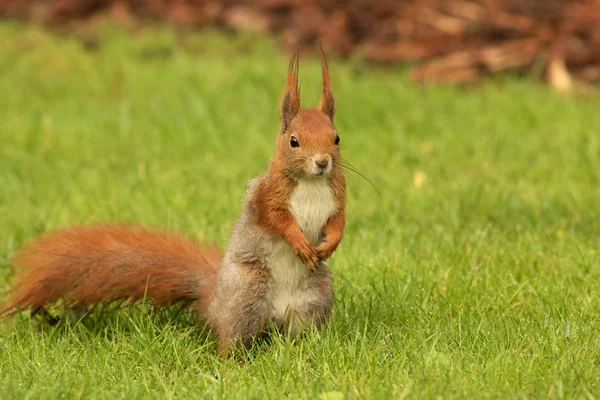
left=290, top=136, right=299, bottom=148
left=335, top=135, right=340, bottom=145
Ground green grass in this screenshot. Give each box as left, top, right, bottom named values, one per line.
left=1, top=22, right=600, bottom=399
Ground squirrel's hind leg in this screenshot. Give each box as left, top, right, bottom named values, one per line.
left=282, top=265, right=334, bottom=338
left=209, top=262, right=270, bottom=357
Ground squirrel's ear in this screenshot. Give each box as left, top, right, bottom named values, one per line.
left=319, top=44, right=335, bottom=122
left=280, top=49, right=300, bottom=133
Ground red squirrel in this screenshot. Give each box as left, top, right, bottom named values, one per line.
left=1, top=48, right=346, bottom=356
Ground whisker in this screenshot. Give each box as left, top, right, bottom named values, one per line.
left=343, top=167, right=361, bottom=191
left=338, top=140, right=381, bottom=196
left=340, top=156, right=369, bottom=175
left=340, top=155, right=357, bottom=168
left=339, top=164, right=381, bottom=197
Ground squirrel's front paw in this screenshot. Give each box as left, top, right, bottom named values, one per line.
left=315, top=243, right=334, bottom=261
left=294, top=240, right=319, bottom=271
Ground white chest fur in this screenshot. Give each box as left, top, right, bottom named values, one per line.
left=267, top=178, right=336, bottom=320
left=289, top=178, right=336, bottom=245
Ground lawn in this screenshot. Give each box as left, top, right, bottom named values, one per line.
left=1, top=22, right=599, bottom=399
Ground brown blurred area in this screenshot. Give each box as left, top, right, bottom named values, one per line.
left=1, top=0, right=599, bottom=88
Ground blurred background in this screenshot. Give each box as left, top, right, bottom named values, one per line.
left=1, top=0, right=599, bottom=90
left=1, top=2, right=600, bottom=398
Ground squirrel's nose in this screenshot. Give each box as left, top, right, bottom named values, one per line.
left=315, top=157, right=329, bottom=169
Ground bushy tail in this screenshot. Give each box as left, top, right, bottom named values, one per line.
left=1, top=225, right=222, bottom=318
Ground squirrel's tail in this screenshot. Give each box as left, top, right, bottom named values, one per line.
left=1, top=225, right=222, bottom=318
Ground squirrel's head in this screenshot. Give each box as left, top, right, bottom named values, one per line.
left=274, top=47, right=339, bottom=180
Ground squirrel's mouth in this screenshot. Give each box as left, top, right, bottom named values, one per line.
left=306, top=155, right=333, bottom=178
left=307, top=168, right=330, bottom=179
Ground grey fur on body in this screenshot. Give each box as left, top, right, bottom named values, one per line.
left=207, top=175, right=335, bottom=349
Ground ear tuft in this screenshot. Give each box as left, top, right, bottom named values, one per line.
left=319, top=43, right=335, bottom=121
left=280, top=48, right=300, bottom=133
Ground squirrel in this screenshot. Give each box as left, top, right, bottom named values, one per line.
left=0, top=48, right=346, bottom=357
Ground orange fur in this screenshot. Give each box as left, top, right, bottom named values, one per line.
left=254, top=47, right=345, bottom=270
left=254, top=173, right=320, bottom=270
left=315, top=209, right=345, bottom=261
left=316, top=166, right=347, bottom=260
left=319, top=44, right=335, bottom=121
left=280, top=48, right=301, bottom=133
left=1, top=225, right=222, bottom=317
